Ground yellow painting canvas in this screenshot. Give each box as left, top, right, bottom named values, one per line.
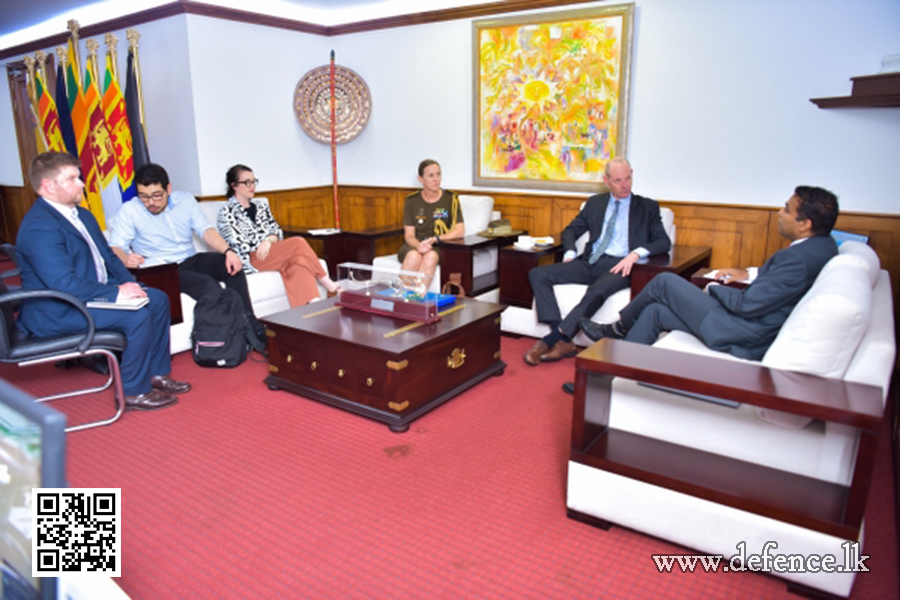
left=474, top=5, right=634, bottom=191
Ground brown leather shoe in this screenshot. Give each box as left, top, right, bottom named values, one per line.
left=523, top=340, right=549, bottom=366
left=125, top=390, right=178, bottom=411
left=151, top=375, right=192, bottom=394
left=541, top=339, right=578, bottom=362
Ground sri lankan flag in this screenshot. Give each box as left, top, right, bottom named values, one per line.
left=101, top=53, right=135, bottom=201
left=34, top=70, right=66, bottom=153
left=65, top=41, right=104, bottom=226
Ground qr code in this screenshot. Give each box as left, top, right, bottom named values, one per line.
left=32, top=488, right=121, bottom=577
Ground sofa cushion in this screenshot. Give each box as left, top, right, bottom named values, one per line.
left=457, top=195, right=494, bottom=237
left=757, top=255, right=872, bottom=427
left=837, top=240, right=879, bottom=287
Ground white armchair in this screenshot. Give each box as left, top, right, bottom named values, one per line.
left=372, top=195, right=501, bottom=299
left=501, top=206, right=676, bottom=346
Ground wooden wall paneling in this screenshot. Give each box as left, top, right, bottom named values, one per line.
left=662, top=202, right=772, bottom=269
left=268, top=188, right=334, bottom=230
left=551, top=197, right=586, bottom=236
left=338, top=186, right=408, bottom=256
left=0, top=186, right=34, bottom=244
left=490, top=193, right=555, bottom=237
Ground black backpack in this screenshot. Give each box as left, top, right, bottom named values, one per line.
left=191, top=288, right=266, bottom=367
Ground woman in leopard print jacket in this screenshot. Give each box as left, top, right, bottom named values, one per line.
left=217, top=164, right=339, bottom=306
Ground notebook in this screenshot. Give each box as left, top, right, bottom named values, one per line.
left=86, top=296, right=150, bottom=310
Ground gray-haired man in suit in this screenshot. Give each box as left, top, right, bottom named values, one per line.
left=524, top=158, right=672, bottom=365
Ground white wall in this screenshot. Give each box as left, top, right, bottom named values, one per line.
left=3, top=0, right=899, bottom=213
left=329, top=0, right=900, bottom=212
left=184, top=15, right=328, bottom=194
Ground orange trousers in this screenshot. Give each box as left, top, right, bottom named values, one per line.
left=249, top=237, right=325, bottom=307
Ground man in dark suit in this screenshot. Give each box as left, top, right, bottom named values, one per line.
left=15, top=152, right=190, bottom=411
left=579, top=186, right=839, bottom=360
left=524, top=158, right=671, bottom=365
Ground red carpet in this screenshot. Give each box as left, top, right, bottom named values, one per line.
left=1, top=336, right=896, bottom=598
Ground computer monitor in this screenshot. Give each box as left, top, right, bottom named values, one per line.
left=0, top=379, right=66, bottom=600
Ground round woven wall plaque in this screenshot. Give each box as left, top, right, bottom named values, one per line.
left=294, top=64, right=371, bottom=144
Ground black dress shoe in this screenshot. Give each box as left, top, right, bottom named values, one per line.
left=579, top=317, right=625, bottom=343
left=151, top=375, right=192, bottom=394
left=125, top=390, right=178, bottom=411
left=562, top=381, right=575, bottom=395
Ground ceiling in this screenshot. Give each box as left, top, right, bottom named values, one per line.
left=0, top=0, right=486, bottom=51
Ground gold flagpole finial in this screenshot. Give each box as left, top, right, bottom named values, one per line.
left=85, top=38, right=99, bottom=59
left=67, top=19, right=82, bottom=76
left=56, top=46, right=67, bottom=67
left=85, top=38, right=100, bottom=85
left=126, top=28, right=141, bottom=50
left=34, top=50, right=47, bottom=70
left=105, top=32, right=119, bottom=80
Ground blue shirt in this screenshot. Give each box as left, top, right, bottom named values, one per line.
left=109, top=190, right=213, bottom=264
left=593, top=195, right=632, bottom=258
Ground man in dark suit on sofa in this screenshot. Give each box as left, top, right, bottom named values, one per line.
left=579, top=186, right=840, bottom=360
left=15, top=152, right=190, bottom=411
left=524, top=157, right=671, bottom=365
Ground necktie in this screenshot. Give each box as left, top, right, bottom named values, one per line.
left=69, top=209, right=108, bottom=284
left=589, top=200, right=620, bottom=264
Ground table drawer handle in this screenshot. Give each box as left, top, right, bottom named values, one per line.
left=447, top=348, right=466, bottom=369
left=367, top=377, right=374, bottom=387
left=338, top=368, right=345, bottom=378
left=310, top=361, right=318, bottom=371
left=286, top=354, right=293, bottom=363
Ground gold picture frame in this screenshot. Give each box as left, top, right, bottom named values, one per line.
left=473, top=4, right=635, bottom=192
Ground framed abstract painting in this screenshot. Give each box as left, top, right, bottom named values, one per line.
left=473, top=4, right=634, bottom=192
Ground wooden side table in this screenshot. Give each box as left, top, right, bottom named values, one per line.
left=439, top=233, right=520, bottom=297
left=629, top=245, right=712, bottom=296
left=285, top=225, right=404, bottom=278
left=499, top=244, right=564, bottom=308
left=129, top=262, right=182, bottom=324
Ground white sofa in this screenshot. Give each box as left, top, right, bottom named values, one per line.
left=372, top=195, right=500, bottom=300
left=567, top=241, right=895, bottom=597
left=500, top=207, right=675, bottom=346
left=108, top=200, right=326, bottom=354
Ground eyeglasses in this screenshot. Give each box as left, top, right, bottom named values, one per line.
left=137, top=191, right=166, bottom=202
left=238, top=179, right=259, bottom=187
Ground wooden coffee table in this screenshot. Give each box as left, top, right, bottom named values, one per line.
left=262, top=297, right=507, bottom=432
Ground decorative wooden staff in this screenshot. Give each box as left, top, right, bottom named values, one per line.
left=330, top=50, right=340, bottom=229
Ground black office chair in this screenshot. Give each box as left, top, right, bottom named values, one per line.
left=0, top=243, right=20, bottom=292
left=0, top=280, right=127, bottom=432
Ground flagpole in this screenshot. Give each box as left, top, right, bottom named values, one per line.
left=22, top=55, right=48, bottom=152
left=105, top=32, right=119, bottom=83
left=330, top=50, right=340, bottom=230
left=67, top=20, right=81, bottom=78
left=55, top=46, right=68, bottom=86
left=126, top=29, right=148, bottom=143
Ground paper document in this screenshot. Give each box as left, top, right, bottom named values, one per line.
left=308, top=228, right=341, bottom=235
left=87, top=296, right=150, bottom=310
